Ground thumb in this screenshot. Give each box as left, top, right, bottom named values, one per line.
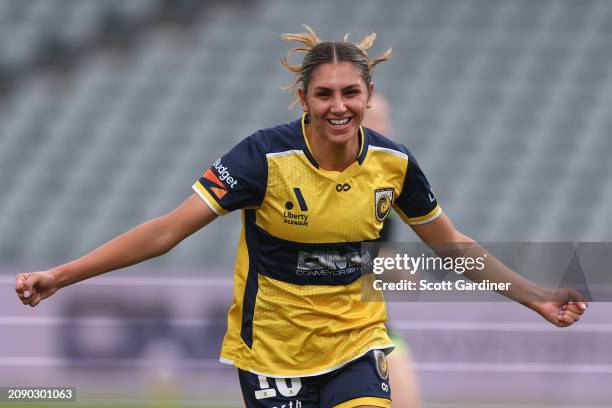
left=22, top=273, right=41, bottom=298
left=566, top=287, right=588, bottom=311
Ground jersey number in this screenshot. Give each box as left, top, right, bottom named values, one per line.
left=255, top=375, right=302, bottom=400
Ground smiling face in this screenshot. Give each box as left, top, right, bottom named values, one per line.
left=298, top=61, right=373, bottom=146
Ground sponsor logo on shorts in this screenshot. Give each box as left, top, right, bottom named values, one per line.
left=374, top=350, right=389, bottom=380
left=272, top=401, right=302, bottom=408
left=375, top=188, right=393, bottom=222
left=255, top=388, right=277, bottom=400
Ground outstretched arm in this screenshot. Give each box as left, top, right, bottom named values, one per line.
left=15, top=194, right=217, bottom=307
left=410, top=212, right=588, bottom=327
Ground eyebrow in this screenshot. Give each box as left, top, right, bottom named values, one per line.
left=313, top=85, right=361, bottom=92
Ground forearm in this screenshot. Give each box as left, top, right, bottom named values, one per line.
left=412, top=213, right=587, bottom=325
left=51, top=216, right=176, bottom=288
left=435, top=232, right=547, bottom=307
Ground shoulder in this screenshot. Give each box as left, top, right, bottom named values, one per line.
left=365, top=127, right=415, bottom=162
left=245, top=119, right=303, bottom=156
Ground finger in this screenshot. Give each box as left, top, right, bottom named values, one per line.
left=569, top=299, right=588, bottom=311
left=15, top=273, right=28, bottom=293
left=567, top=288, right=587, bottom=307
left=24, top=293, right=40, bottom=307
left=559, top=310, right=581, bottom=322
left=29, top=294, right=42, bottom=307
left=555, top=317, right=571, bottom=327
left=574, top=297, right=589, bottom=311
left=22, top=274, right=37, bottom=292
left=20, top=291, right=38, bottom=306
left=557, top=313, right=576, bottom=325
left=558, top=288, right=589, bottom=311
left=22, top=274, right=40, bottom=298
left=564, top=304, right=585, bottom=315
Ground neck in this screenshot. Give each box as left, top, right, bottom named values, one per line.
left=305, top=125, right=360, bottom=171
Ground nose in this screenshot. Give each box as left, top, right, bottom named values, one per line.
left=330, top=94, right=346, bottom=114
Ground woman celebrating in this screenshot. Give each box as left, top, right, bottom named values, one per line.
left=16, top=25, right=587, bottom=408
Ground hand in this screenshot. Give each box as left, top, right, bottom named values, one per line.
left=531, top=287, right=588, bottom=327
left=15, top=271, right=59, bottom=307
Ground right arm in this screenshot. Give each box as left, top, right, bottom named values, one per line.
left=15, top=194, right=216, bottom=307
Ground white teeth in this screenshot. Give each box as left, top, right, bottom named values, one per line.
left=329, top=118, right=350, bottom=126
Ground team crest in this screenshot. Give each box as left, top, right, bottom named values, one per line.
left=374, top=188, right=394, bottom=222
left=374, top=350, right=389, bottom=380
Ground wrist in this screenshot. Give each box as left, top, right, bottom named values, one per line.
left=523, top=299, right=541, bottom=313
left=49, top=266, right=69, bottom=289
left=522, top=286, right=551, bottom=311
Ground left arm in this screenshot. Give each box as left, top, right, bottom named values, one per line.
left=410, top=212, right=588, bottom=327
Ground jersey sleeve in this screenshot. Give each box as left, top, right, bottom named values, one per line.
left=393, top=149, right=442, bottom=225
left=192, top=134, right=267, bottom=215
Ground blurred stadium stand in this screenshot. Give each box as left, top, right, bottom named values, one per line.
left=1, top=0, right=611, bottom=267
left=1, top=0, right=611, bottom=406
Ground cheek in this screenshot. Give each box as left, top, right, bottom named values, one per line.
left=309, top=101, right=328, bottom=116
left=349, top=98, right=369, bottom=115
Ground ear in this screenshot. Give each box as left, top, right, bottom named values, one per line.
left=366, top=83, right=375, bottom=108
left=297, top=88, right=309, bottom=112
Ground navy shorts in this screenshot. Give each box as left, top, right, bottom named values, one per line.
left=238, top=350, right=391, bottom=408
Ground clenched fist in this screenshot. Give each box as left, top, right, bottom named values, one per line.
left=15, top=271, right=59, bottom=307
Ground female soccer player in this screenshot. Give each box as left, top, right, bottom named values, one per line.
left=15, top=26, right=587, bottom=408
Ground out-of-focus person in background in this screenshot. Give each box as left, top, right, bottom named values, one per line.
left=363, top=94, right=391, bottom=135
left=363, top=93, right=421, bottom=408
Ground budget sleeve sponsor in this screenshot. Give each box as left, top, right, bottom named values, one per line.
left=193, top=135, right=268, bottom=214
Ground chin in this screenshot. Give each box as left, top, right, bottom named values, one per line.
left=325, top=125, right=359, bottom=144
left=330, top=132, right=356, bottom=145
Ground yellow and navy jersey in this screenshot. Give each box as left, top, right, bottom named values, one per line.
left=192, top=114, right=441, bottom=378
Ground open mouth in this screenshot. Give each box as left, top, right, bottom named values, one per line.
left=327, top=117, right=352, bottom=127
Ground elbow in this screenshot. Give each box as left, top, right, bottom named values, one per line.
left=150, top=216, right=181, bottom=257
left=438, top=230, right=475, bottom=255
left=453, top=230, right=474, bottom=243
left=157, top=238, right=176, bottom=256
